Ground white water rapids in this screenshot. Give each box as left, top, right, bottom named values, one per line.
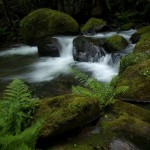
left=0, top=30, right=136, bottom=83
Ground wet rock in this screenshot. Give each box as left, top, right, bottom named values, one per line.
left=81, top=18, right=107, bottom=35
left=109, top=139, right=140, bottom=150
left=73, top=35, right=105, bottom=62
left=104, top=35, right=128, bottom=53
left=37, top=36, right=60, bottom=57
left=20, top=8, right=79, bottom=45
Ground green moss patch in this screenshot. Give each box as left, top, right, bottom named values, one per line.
left=49, top=101, right=150, bottom=150
left=119, top=52, right=149, bottom=74
left=130, top=25, right=150, bottom=43
left=104, top=35, right=128, bottom=52
left=34, top=94, right=101, bottom=138
left=20, top=8, right=79, bottom=45
left=81, top=17, right=106, bottom=33
left=115, top=59, right=150, bottom=101
left=120, top=22, right=134, bottom=30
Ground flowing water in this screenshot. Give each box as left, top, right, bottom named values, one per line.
left=0, top=29, right=136, bottom=96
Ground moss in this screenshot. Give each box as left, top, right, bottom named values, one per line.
left=81, top=17, right=106, bottom=33
left=20, top=8, right=79, bottom=45
left=104, top=35, right=128, bottom=52
left=130, top=25, right=150, bottom=43
left=115, top=59, right=150, bottom=101
left=133, top=33, right=150, bottom=54
left=49, top=101, right=150, bottom=150
left=119, top=52, right=149, bottom=74
left=34, top=94, right=101, bottom=138
left=120, top=22, right=134, bottom=31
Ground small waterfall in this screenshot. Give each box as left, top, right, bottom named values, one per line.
left=0, top=29, right=136, bottom=83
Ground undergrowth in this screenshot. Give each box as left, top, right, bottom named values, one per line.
left=0, top=79, right=42, bottom=150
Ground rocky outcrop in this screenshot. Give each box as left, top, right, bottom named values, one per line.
left=73, top=35, right=105, bottom=62
left=37, top=36, right=60, bottom=57
left=20, top=8, right=79, bottom=45
left=104, top=35, right=128, bottom=53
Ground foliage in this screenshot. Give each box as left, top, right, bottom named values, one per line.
left=0, top=79, right=42, bottom=150
left=0, top=79, right=39, bottom=135
left=0, top=119, right=43, bottom=150
left=72, top=70, right=116, bottom=107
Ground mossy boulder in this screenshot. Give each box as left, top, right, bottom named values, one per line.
left=35, top=94, right=101, bottom=139
left=73, top=35, right=105, bottom=62
left=50, top=101, right=150, bottom=150
left=101, top=101, right=150, bottom=150
left=130, top=25, right=150, bottom=43
left=81, top=18, right=107, bottom=34
left=133, top=33, right=150, bottom=54
left=114, top=59, right=150, bottom=102
left=120, top=22, right=134, bottom=31
left=119, top=52, right=149, bottom=74
left=20, top=8, right=79, bottom=45
left=104, top=35, right=128, bottom=53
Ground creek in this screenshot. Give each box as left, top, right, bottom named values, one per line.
left=0, top=29, right=136, bottom=97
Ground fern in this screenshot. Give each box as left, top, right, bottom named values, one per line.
left=0, top=118, right=43, bottom=150
left=0, top=79, right=39, bottom=135
left=72, top=70, right=115, bottom=107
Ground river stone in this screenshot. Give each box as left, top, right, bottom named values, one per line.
left=81, top=18, right=107, bottom=34
left=35, top=94, right=101, bottom=140
left=37, top=36, right=60, bottom=57
left=104, top=35, right=128, bottom=53
left=73, top=35, right=105, bottom=62
left=20, top=8, right=79, bottom=45
left=109, top=139, right=140, bottom=150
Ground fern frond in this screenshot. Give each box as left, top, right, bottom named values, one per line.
left=72, top=70, right=116, bottom=107
left=0, top=79, right=39, bottom=135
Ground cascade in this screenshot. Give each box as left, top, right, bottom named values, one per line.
left=0, top=30, right=136, bottom=83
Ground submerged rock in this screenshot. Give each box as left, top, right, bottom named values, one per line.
left=37, top=36, right=60, bottom=57
left=34, top=94, right=101, bottom=140
left=20, top=8, right=79, bottom=45
left=81, top=18, right=107, bottom=34
left=104, top=35, right=128, bottom=53
left=73, top=35, right=105, bottom=62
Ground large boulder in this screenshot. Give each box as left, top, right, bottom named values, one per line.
left=37, top=36, right=60, bottom=57
left=104, top=35, right=128, bottom=53
left=114, top=59, right=150, bottom=102
left=81, top=18, right=107, bottom=34
left=73, top=35, right=105, bottom=62
left=20, top=8, right=79, bottom=45
left=35, top=94, right=101, bottom=140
